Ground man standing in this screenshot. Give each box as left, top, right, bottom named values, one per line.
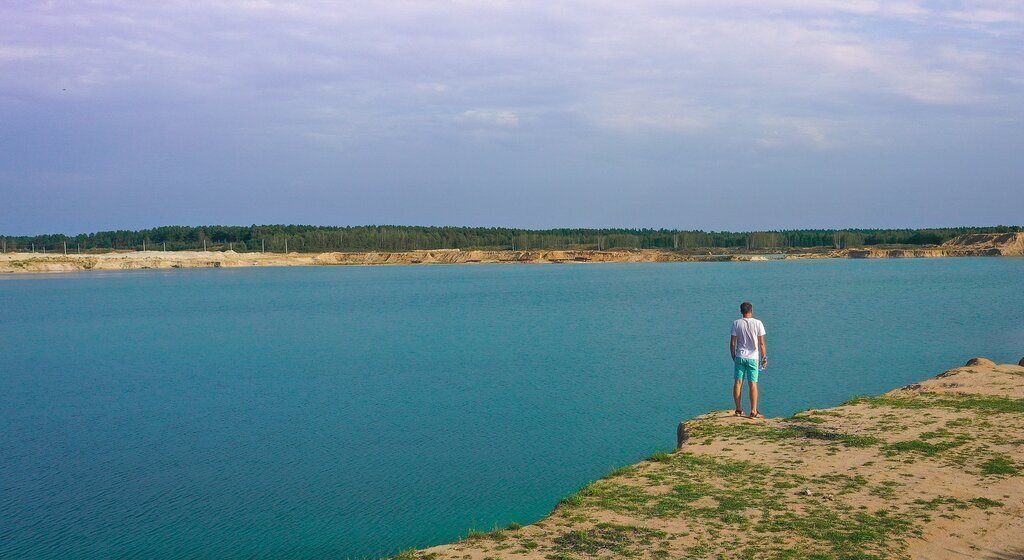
left=730, top=301, right=767, bottom=418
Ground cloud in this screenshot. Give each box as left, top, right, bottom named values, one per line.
left=0, top=45, right=60, bottom=61
left=756, top=116, right=831, bottom=149
left=459, top=110, right=520, bottom=127
left=585, top=93, right=713, bottom=132
left=2, top=1, right=1018, bottom=122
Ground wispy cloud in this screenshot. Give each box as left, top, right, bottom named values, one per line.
left=459, top=110, right=520, bottom=127
left=0, top=1, right=1021, bottom=231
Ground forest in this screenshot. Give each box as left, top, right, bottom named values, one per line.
left=1, top=225, right=1019, bottom=253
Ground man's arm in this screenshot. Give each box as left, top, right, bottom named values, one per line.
left=730, top=335, right=737, bottom=360
left=758, top=335, right=767, bottom=365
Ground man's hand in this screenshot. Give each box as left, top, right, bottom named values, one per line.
left=760, top=357, right=768, bottom=370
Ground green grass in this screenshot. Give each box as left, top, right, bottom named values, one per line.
left=814, top=473, right=869, bottom=494
left=869, top=481, right=901, bottom=500
left=648, top=450, right=673, bottom=463
left=552, top=523, right=666, bottom=556
left=391, top=550, right=438, bottom=560
left=608, top=465, right=638, bottom=477
left=848, top=394, right=1024, bottom=414
left=969, top=497, right=1004, bottom=509
left=980, top=455, right=1020, bottom=475
left=883, top=434, right=970, bottom=457
left=689, top=420, right=882, bottom=449
left=756, top=508, right=918, bottom=559
left=548, top=450, right=933, bottom=559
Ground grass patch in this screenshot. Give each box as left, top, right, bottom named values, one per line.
left=757, top=507, right=919, bottom=559
left=814, top=473, right=869, bottom=494
left=552, top=523, right=666, bottom=556
left=848, top=394, right=1024, bottom=414
left=980, top=455, right=1020, bottom=476
left=391, top=550, right=438, bottom=560
left=969, top=497, right=1004, bottom=509
left=561, top=450, right=932, bottom=558
left=869, top=480, right=901, bottom=500
left=648, top=450, right=673, bottom=463
left=688, top=421, right=881, bottom=449
left=608, top=465, right=638, bottom=477
left=883, top=434, right=970, bottom=457
left=557, top=482, right=605, bottom=509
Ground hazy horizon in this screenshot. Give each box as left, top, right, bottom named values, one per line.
left=2, top=2, right=1022, bottom=235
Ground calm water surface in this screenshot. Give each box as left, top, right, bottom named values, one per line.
left=2, top=259, right=1022, bottom=559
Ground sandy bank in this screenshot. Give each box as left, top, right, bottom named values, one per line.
left=405, top=359, right=1024, bottom=559
left=847, top=232, right=1024, bottom=258
left=0, top=248, right=813, bottom=274
left=1, top=233, right=1019, bottom=274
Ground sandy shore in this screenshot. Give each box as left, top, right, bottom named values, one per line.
left=0, top=248, right=811, bottom=274
left=404, top=358, right=1024, bottom=560
left=1, top=233, right=1022, bottom=274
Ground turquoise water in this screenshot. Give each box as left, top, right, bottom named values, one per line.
left=2, top=259, right=1022, bottom=559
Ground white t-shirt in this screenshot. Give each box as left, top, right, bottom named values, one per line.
left=731, top=318, right=766, bottom=360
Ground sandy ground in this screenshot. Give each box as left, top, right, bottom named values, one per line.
left=403, top=359, right=1024, bottom=560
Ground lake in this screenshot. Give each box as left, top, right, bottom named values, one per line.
left=2, top=258, right=1022, bottom=559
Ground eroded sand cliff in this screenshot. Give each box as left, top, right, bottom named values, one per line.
left=0, top=233, right=1019, bottom=274
left=0, top=248, right=805, bottom=273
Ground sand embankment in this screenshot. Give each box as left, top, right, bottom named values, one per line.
left=846, top=232, right=1024, bottom=258
left=0, top=232, right=1018, bottom=274
left=406, top=359, right=1024, bottom=560
left=0, top=249, right=806, bottom=274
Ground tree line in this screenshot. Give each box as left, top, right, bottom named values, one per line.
left=1, top=225, right=1019, bottom=253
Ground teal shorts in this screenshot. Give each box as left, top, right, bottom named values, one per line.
left=734, top=357, right=760, bottom=383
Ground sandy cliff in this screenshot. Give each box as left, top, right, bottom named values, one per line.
left=0, top=232, right=1018, bottom=274
left=0, top=249, right=801, bottom=273
left=403, top=359, right=1024, bottom=560
left=846, top=232, right=1024, bottom=258
left=943, top=232, right=1024, bottom=256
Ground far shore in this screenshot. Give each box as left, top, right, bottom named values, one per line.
left=0, top=233, right=1021, bottom=274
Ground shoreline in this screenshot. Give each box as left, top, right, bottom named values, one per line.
left=401, top=358, right=1024, bottom=559
left=2, top=235, right=1022, bottom=275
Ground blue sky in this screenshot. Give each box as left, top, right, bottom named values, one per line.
left=1, top=1, right=1022, bottom=234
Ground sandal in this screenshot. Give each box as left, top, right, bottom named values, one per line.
left=749, top=411, right=765, bottom=419
left=734, top=409, right=744, bottom=417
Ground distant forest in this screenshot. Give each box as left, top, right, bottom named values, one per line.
left=1, top=225, right=1020, bottom=254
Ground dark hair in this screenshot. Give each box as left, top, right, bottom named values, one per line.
left=740, top=302, right=753, bottom=314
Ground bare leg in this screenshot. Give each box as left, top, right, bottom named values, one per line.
left=733, top=380, right=744, bottom=412
left=749, top=381, right=759, bottom=415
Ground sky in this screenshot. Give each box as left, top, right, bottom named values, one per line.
left=1, top=1, right=1022, bottom=235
